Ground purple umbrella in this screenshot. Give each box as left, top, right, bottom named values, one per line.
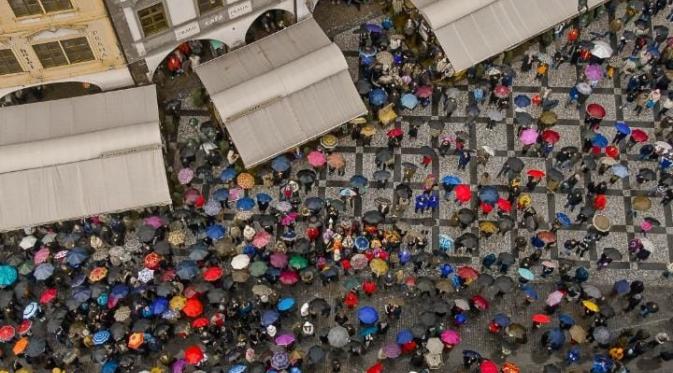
left=178, top=168, right=194, bottom=185
left=275, top=332, right=296, bottom=346
left=383, top=342, right=401, bottom=358
left=172, top=359, right=186, bottom=373
left=584, top=64, right=604, bottom=81
left=271, top=351, right=289, bottom=370
left=519, top=128, right=539, bottom=145
left=270, top=253, right=288, bottom=269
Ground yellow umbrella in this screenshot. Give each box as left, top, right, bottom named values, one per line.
left=370, top=258, right=389, bottom=276
left=378, top=103, right=398, bottom=125
left=88, top=267, right=108, bottom=282
left=350, top=117, right=367, bottom=125
left=320, top=134, right=338, bottom=150
left=170, top=295, right=187, bottom=311
left=517, top=194, right=532, bottom=208
left=582, top=300, right=599, bottom=313
left=151, top=367, right=165, bottom=373
left=479, top=221, right=498, bottom=234
left=360, top=125, right=377, bottom=137
left=237, top=173, right=255, bottom=189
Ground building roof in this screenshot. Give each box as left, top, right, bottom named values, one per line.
left=195, top=18, right=367, bottom=168
left=0, top=85, right=171, bottom=231
left=411, top=0, right=607, bottom=71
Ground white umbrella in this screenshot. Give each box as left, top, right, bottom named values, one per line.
left=481, top=146, right=495, bottom=157
left=641, top=238, right=655, bottom=252
left=426, top=337, right=444, bottom=354
left=19, top=236, right=37, bottom=250
left=231, top=254, right=251, bottom=270
left=576, top=82, right=593, bottom=96
left=591, top=41, right=613, bottom=59
left=137, top=268, right=155, bottom=283
left=655, top=141, right=672, bottom=152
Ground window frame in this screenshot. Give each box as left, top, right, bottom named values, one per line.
left=60, top=36, right=95, bottom=64
left=0, top=49, right=24, bottom=75
left=196, top=0, right=223, bottom=15
left=32, top=36, right=95, bottom=69
left=8, top=0, right=73, bottom=18
left=136, top=2, right=170, bottom=38
left=40, top=0, right=73, bottom=13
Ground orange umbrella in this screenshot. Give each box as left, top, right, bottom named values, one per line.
left=502, top=361, right=520, bottom=373
left=128, top=332, right=144, bottom=349
left=236, top=173, right=255, bottom=189
left=88, top=267, right=108, bottom=282
left=184, top=345, right=205, bottom=365
left=13, top=337, right=28, bottom=355
left=144, top=252, right=162, bottom=269
left=183, top=297, right=203, bottom=317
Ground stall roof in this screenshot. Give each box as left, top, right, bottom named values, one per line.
left=411, top=0, right=607, bottom=71
left=0, top=85, right=171, bottom=232
left=195, top=18, right=367, bottom=168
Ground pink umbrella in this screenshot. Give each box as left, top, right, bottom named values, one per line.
left=519, top=128, right=539, bottom=145
left=275, top=332, right=296, bottom=346
left=350, top=254, right=369, bottom=270
left=228, top=187, right=243, bottom=202
left=184, top=188, right=201, bottom=204
left=252, top=231, right=271, bottom=248
left=546, top=290, right=564, bottom=306
left=280, top=212, right=298, bottom=226
left=144, top=216, right=164, bottom=229
left=440, top=329, right=461, bottom=346
left=279, top=270, right=299, bottom=285
left=33, top=247, right=50, bottom=265
left=178, top=168, right=194, bottom=185
left=382, top=342, right=401, bottom=358
left=640, top=220, right=653, bottom=232
left=416, top=85, right=433, bottom=98
left=270, top=253, right=288, bottom=268
left=584, top=64, right=604, bottom=81
left=307, top=151, right=326, bottom=168
left=494, top=85, right=511, bottom=98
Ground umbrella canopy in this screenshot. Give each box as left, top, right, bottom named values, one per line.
left=514, top=94, right=531, bottom=107
left=631, top=128, right=649, bottom=143
left=454, top=184, right=472, bottom=202
left=569, top=325, right=587, bottom=343
left=517, top=268, right=535, bottom=281
left=586, top=103, right=606, bottom=119
left=585, top=64, right=604, bottom=81
left=591, top=40, right=613, bottom=58
left=328, top=325, right=349, bottom=347
left=369, top=89, right=388, bottom=105
left=307, top=151, right=326, bottom=167
left=593, top=326, right=611, bottom=345
left=541, top=130, right=560, bottom=144
left=519, top=128, right=538, bottom=145
left=271, top=155, right=291, bottom=172
left=576, top=82, right=592, bottom=95
left=401, top=93, right=419, bottom=109
left=231, top=254, right=251, bottom=270
left=539, top=111, right=558, bottom=126
left=614, top=121, right=631, bottom=135
left=478, top=186, right=498, bottom=204
left=184, top=345, right=205, bottom=365
left=440, top=329, right=461, bottom=345
left=494, top=85, right=510, bottom=98
left=357, top=306, right=379, bottom=324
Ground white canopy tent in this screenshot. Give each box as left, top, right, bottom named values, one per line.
left=0, top=85, right=171, bottom=232
left=195, top=18, right=367, bottom=168
left=411, top=0, right=607, bottom=72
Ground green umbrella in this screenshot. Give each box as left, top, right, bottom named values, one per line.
left=249, top=261, right=268, bottom=277
left=289, top=255, right=308, bottom=270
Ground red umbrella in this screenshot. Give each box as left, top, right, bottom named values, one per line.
left=532, top=313, right=551, bottom=324
left=191, top=317, right=209, bottom=328
left=593, top=194, right=607, bottom=210
left=480, top=201, right=493, bottom=214
left=279, top=270, right=299, bottom=285
left=387, top=128, right=403, bottom=138
left=541, top=130, right=560, bottom=144
left=0, top=325, right=15, bottom=342
left=362, top=280, right=377, bottom=295
left=17, top=320, right=31, bottom=336
left=184, top=345, right=205, bottom=365
left=344, top=291, right=359, bottom=308
left=454, top=184, right=472, bottom=203
left=480, top=360, right=499, bottom=373
left=457, top=266, right=479, bottom=281
left=416, top=86, right=433, bottom=98
left=586, top=103, right=606, bottom=119
left=497, top=198, right=512, bottom=213
left=494, top=85, right=511, bottom=98
left=144, top=252, right=162, bottom=269
left=182, top=298, right=203, bottom=318
left=39, top=288, right=57, bottom=304
left=367, top=361, right=384, bottom=373
left=527, top=169, right=545, bottom=178
left=471, top=295, right=489, bottom=311
left=606, top=145, right=620, bottom=158
left=631, top=129, right=649, bottom=143
left=203, top=266, right=223, bottom=282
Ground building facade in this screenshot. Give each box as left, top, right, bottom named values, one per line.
left=0, top=0, right=133, bottom=98
left=104, top=0, right=315, bottom=83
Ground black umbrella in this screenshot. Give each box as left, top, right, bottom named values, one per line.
left=457, top=208, right=476, bottom=225
left=660, top=173, right=673, bottom=186
left=560, top=146, right=579, bottom=154
left=494, top=275, right=514, bottom=293
left=110, top=322, right=128, bottom=341
left=456, top=232, right=478, bottom=248
left=428, top=121, right=445, bottom=131
left=132, top=319, right=151, bottom=332
left=363, top=210, right=384, bottom=225
left=207, top=288, right=227, bottom=304
left=304, top=197, right=325, bottom=211
left=297, top=169, right=317, bottom=185
left=416, top=277, right=434, bottom=293
left=395, top=183, right=412, bottom=198
left=308, top=345, right=325, bottom=364
left=25, top=337, right=46, bottom=357
left=402, top=161, right=418, bottom=171
left=375, top=149, right=393, bottom=163
left=356, top=79, right=372, bottom=95
left=373, top=170, right=391, bottom=182
left=506, top=157, right=524, bottom=173
left=154, top=240, right=171, bottom=255
left=498, top=216, right=514, bottom=232
left=257, top=214, right=276, bottom=229
left=638, top=168, right=657, bottom=181
left=411, top=325, right=427, bottom=339
left=599, top=303, right=616, bottom=319
left=602, top=247, right=623, bottom=261
left=548, top=168, right=564, bottom=181
left=137, top=225, right=156, bottom=243
left=497, top=252, right=515, bottom=266
left=326, top=198, right=346, bottom=211
left=290, top=238, right=311, bottom=254
left=432, top=300, right=450, bottom=315
left=419, top=311, right=438, bottom=326
left=309, top=298, right=330, bottom=316
left=515, top=112, right=533, bottom=126
left=475, top=273, right=494, bottom=289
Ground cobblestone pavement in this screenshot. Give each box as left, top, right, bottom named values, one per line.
left=159, top=3, right=673, bottom=372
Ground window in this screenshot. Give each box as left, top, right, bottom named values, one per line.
left=8, top=0, right=72, bottom=17
left=197, top=0, right=222, bottom=14
left=138, top=3, right=168, bottom=37
left=33, top=37, right=94, bottom=68
left=0, top=49, right=23, bottom=75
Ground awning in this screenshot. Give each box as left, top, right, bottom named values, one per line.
left=0, top=85, right=171, bottom=232
left=411, top=0, right=607, bottom=71
left=195, top=18, right=367, bottom=168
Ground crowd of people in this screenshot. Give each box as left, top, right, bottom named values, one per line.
left=3, top=1, right=673, bottom=372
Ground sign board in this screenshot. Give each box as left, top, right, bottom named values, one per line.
left=174, top=21, right=201, bottom=41
left=228, top=1, right=252, bottom=19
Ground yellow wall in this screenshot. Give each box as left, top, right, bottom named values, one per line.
left=0, top=0, right=127, bottom=90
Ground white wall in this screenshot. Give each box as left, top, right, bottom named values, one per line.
left=165, top=0, right=198, bottom=26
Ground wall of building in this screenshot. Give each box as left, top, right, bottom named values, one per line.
left=0, top=0, right=133, bottom=97
left=106, top=0, right=313, bottom=81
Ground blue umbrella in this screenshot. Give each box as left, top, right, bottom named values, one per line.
left=493, top=313, right=511, bottom=327
left=212, top=188, right=229, bottom=202
left=67, top=247, right=89, bottom=267
left=366, top=23, right=383, bottom=33
left=101, top=360, right=119, bottom=373
left=93, top=330, right=111, bottom=345
left=229, top=364, right=248, bottom=373
left=70, top=272, right=86, bottom=287
left=220, top=167, right=237, bottom=182
left=188, top=242, right=209, bottom=260
left=555, top=212, right=572, bottom=227
left=277, top=297, right=296, bottom=312
left=514, top=94, right=531, bottom=108
left=611, top=164, right=629, bottom=178
left=592, top=354, right=614, bottom=373
left=442, top=175, right=461, bottom=185
left=34, top=263, right=54, bottom=281
left=350, top=174, right=368, bottom=188
left=438, top=234, right=454, bottom=252
left=151, top=297, right=168, bottom=315
left=547, top=328, right=566, bottom=349
left=517, top=267, right=535, bottom=281
left=522, top=284, right=538, bottom=300
left=71, top=286, right=91, bottom=303
left=531, top=236, right=545, bottom=248
left=271, top=156, right=291, bottom=172
left=612, top=279, right=630, bottom=295
left=396, top=329, right=413, bottom=344
left=478, top=186, right=499, bottom=204
left=647, top=46, right=661, bottom=59
left=592, top=134, right=608, bottom=148
left=354, top=236, right=370, bottom=252
left=110, top=284, right=129, bottom=299
left=368, top=89, right=387, bottom=106
left=401, top=93, right=418, bottom=109
left=575, top=266, right=589, bottom=282
left=614, top=121, right=631, bottom=135
left=236, top=197, right=255, bottom=211
left=261, top=310, right=280, bottom=326
left=0, top=265, right=17, bottom=287
left=357, top=306, right=379, bottom=324
left=206, top=224, right=226, bottom=240
left=176, top=260, right=199, bottom=280
left=256, top=193, right=273, bottom=204
left=559, top=314, right=575, bottom=328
